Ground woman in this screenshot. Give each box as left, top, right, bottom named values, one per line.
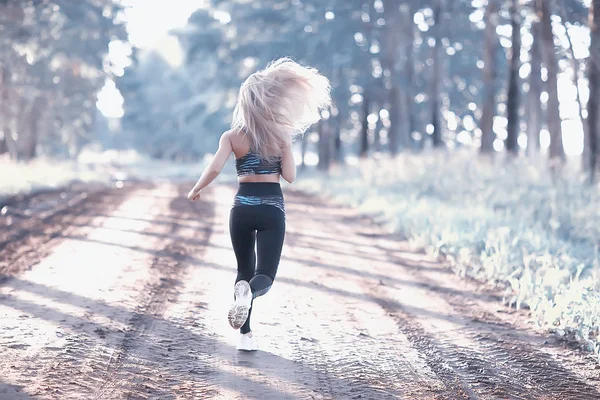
left=187, top=58, right=331, bottom=351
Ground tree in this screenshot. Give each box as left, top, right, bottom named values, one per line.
left=360, top=95, right=370, bottom=157
left=589, top=0, right=600, bottom=182
left=539, top=0, right=564, bottom=161
left=317, top=121, right=332, bottom=170
left=558, top=2, right=590, bottom=169
left=528, top=0, right=543, bottom=157
left=506, top=0, right=521, bottom=155
left=402, top=1, right=417, bottom=151
left=382, top=0, right=401, bottom=155
left=430, top=0, right=444, bottom=148
left=480, top=0, right=500, bottom=154
left=0, top=0, right=127, bottom=161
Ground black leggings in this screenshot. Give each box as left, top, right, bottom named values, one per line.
left=230, top=183, right=285, bottom=334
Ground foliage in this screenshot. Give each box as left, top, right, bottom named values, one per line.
left=0, top=0, right=127, bottom=160
left=299, top=152, right=600, bottom=361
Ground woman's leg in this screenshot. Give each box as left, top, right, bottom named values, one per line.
left=240, top=307, right=252, bottom=334
left=229, top=207, right=256, bottom=283
left=250, top=206, right=286, bottom=298
left=229, top=207, right=256, bottom=332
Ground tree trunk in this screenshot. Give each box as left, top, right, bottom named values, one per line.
left=506, top=0, right=521, bottom=154
left=528, top=4, right=543, bottom=157
left=333, top=113, right=343, bottom=162
left=403, top=2, right=416, bottom=150
left=480, top=0, right=500, bottom=154
left=0, top=65, right=6, bottom=157
left=0, top=133, right=6, bottom=155
left=373, top=106, right=381, bottom=153
left=540, top=0, right=564, bottom=161
left=0, top=62, right=18, bottom=161
left=558, top=2, right=590, bottom=168
left=300, top=131, right=308, bottom=170
left=588, top=0, right=600, bottom=182
left=360, top=96, right=370, bottom=157
left=384, top=0, right=400, bottom=155
left=430, top=0, right=443, bottom=148
left=388, top=83, right=400, bottom=155
left=0, top=3, right=25, bottom=161
left=317, top=121, right=331, bottom=171
left=23, top=97, right=46, bottom=160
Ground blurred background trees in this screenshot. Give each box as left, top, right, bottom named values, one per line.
left=1, top=0, right=599, bottom=181
left=0, top=0, right=127, bottom=161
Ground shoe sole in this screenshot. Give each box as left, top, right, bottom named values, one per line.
left=237, top=346, right=258, bottom=352
left=228, top=281, right=252, bottom=330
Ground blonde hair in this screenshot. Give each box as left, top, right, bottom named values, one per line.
left=231, top=57, right=331, bottom=160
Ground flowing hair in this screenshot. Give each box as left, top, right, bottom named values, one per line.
left=231, top=57, right=332, bottom=161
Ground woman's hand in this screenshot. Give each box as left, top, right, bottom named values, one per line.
left=187, top=188, right=201, bottom=201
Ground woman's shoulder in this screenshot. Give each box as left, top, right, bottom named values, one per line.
left=223, top=129, right=246, bottom=147
left=225, top=128, right=248, bottom=141
left=226, top=129, right=253, bottom=158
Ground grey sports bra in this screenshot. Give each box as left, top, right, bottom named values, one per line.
left=235, top=149, right=282, bottom=176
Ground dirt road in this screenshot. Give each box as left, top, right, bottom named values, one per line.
left=0, top=182, right=599, bottom=399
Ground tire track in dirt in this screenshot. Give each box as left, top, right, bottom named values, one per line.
left=354, top=221, right=600, bottom=397
left=409, top=263, right=600, bottom=399
left=372, top=284, right=600, bottom=399
left=0, top=183, right=141, bottom=278
left=189, top=186, right=452, bottom=399
left=2, top=183, right=599, bottom=399
left=0, top=183, right=197, bottom=399
left=92, top=186, right=215, bottom=399
left=286, top=188, right=600, bottom=400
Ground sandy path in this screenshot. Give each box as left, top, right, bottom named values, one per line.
left=0, top=183, right=598, bottom=399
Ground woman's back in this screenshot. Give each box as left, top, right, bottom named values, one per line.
left=230, top=130, right=286, bottom=184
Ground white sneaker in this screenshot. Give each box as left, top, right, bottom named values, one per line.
left=228, top=280, right=252, bottom=330
left=237, top=332, right=258, bottom=351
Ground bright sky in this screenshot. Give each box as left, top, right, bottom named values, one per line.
left=97, top=0, right=206, bottom=119
left=122, top=0, right=206, bottom=50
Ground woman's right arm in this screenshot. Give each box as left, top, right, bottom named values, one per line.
left=280, top=144, right=296, bottom=184
left=188, top=131, right=233, bottom=200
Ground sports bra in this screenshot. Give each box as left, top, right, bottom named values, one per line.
left=235, top=149, right=282, bottom=176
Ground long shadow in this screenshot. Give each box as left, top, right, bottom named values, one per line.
left=1, top=252, right=596, bottom=397
left=63, top=221, right=214, bottom=243
left=285, top=231, right=442, bottom=267
left=1, top=265, right=497, bottom=341
left=2, top=263, right=598, bottom=399
left=83, top=213, right=204, bottom=230
left=4, top=184, right=595, bottom=398
left=55, top=227, right=495, bottom=309
left=192, top=261, right=525, bottom=338
left=0, top=381, right=34, bottom=399
left=59, top=233, right=211, bottom=257
left=299, top=253, right=504, bottom=304
left=0, top=293, right=301, bottom=400
left=0, top=275, right=398, bottom=399
left=286, top=239, right=450, bottom=274
left=283, top=224, right=506, bottom=305
left=278, top=253, right=503, bottom=305
left=285, top=227, right=409, bottom=254
left=58, top=230, right=495, bottom=309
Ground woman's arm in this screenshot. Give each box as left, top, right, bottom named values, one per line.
left=188, top=131, right=233, bottom=201
left=280, top=143, right=296, bottom=184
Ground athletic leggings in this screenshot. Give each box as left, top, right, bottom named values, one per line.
left=230, top=182, right=285, bottom=334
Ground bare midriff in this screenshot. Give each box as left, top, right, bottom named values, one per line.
left=238, top=174, right=281, bottom=183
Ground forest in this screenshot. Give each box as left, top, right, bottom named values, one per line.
left=1, top=0, right=599, bottom=365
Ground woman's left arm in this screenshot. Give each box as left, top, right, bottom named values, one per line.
left=188, top=131, right=233, bottom=201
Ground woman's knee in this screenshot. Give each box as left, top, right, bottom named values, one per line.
left=249, top=273, right=273, bottom=298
